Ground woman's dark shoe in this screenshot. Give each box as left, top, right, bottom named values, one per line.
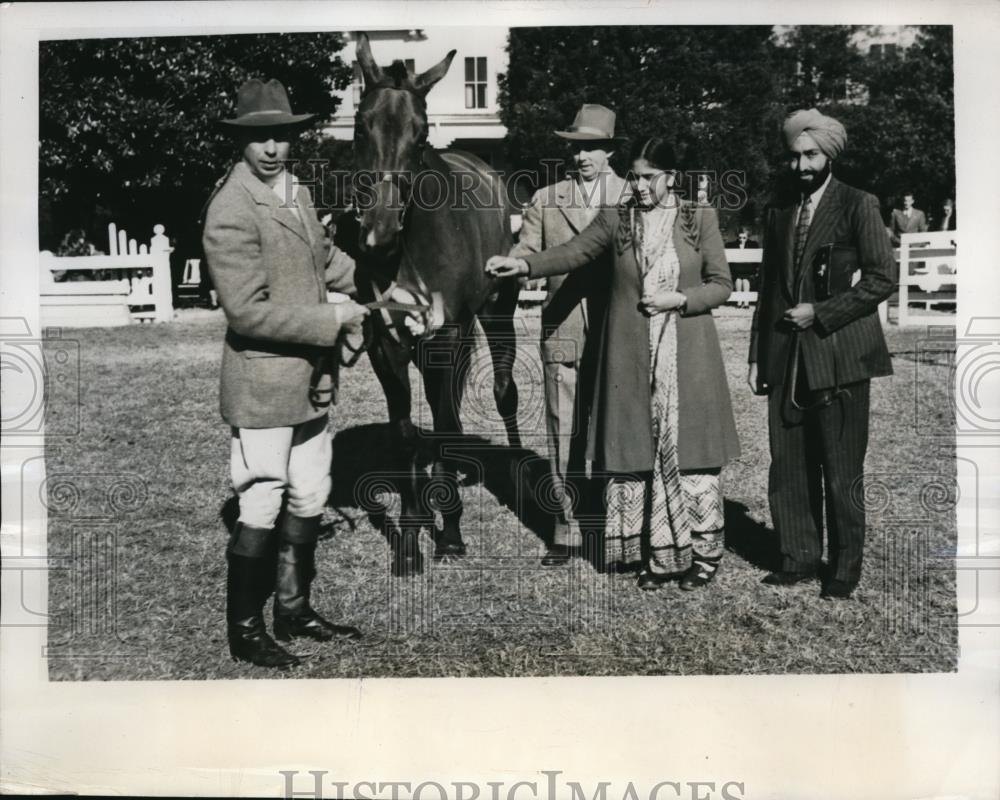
left=679, top=555, right=722, bottom=591
left=637, top=569, right=677, bottom=590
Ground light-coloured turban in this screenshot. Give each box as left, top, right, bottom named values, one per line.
left=783, top=108, right=847, bottom=159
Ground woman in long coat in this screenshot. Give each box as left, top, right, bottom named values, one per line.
left=487, top=138, right=740, bottom=590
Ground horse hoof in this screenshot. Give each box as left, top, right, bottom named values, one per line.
left=391, top=552, right=424, bottom=578
left=433, top=542, right=467, bottom=560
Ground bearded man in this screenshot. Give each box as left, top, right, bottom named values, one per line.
left=748, top=108, right=895, bottom=599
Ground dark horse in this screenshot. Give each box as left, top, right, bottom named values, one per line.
left=339, top=33, right=522, bottom=576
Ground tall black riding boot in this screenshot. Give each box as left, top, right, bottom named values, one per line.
left=226, top=522, right=300, bottom=668
left=273, top=514, right=362, bottom=642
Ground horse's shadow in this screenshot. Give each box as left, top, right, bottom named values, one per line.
left=327, top=422, right=556, bottom=549
left=219, top=425, right=780, bottom=572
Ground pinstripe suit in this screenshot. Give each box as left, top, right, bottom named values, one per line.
left=749, top=176, right=895, bottom=584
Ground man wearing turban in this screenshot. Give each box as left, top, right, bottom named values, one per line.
left=747, top=108, right=895, bottom=599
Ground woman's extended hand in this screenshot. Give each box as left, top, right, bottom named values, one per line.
left=639, top=290, right=687, bottom=315
left=485, top=256, right=529, bottom=278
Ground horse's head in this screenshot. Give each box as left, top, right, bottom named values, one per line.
left=352, top=32, right=455, bottom=258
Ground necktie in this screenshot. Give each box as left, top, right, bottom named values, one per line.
left=794, top=194, right=812, bottom=269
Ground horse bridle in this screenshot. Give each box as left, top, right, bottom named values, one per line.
left=353, top=170, right=416, bottom=229
left=308, top=185, right=444, bottom=408
left=307, top=291, right=431, bottom=409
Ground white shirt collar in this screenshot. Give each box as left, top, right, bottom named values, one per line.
left=575, top=169, right=617, bottom=209
left=271, top=170, right=299, bottom=204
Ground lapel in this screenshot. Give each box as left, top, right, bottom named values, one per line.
left=235, top=162, right=313, bottom=250
left=794, top=177, right=843, bottom=297
left=273, top=183, right=313, bottom=250
left=555, top=178, right=590, bottom=234
left=777, top=202, right=797, bottom=300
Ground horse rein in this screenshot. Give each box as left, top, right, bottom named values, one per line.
left=308, top=276, right=443, bottom=409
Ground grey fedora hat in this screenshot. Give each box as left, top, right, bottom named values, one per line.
left=555, top=103, right=624, bottom=143
left=220, top=78, right=316, bottom=128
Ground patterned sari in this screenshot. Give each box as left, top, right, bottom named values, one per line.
left=604, top=200, right=725, bottom=575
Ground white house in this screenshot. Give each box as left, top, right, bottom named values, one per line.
left=322, top=28, right=510, bottom=166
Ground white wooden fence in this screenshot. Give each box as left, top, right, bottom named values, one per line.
left=724, top=248, right=764, bottom=307
left=515, top=237, right=957, bottom=329
left=40, top=223, right=174, bottom=328
left=894, top=231, right=957, bottom=327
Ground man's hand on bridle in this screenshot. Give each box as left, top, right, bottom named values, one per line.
left=333, top=300, right=370, bottom=336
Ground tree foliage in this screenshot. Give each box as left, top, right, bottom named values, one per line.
left=40, top=26, right=956, bottom=250
left=499, top=26, right=783, bottom=227
left=499, top=25, right=956, bottom=233
left=39, top=33, right=351, bottom=253
left=837, top=26, right=955, bottom=220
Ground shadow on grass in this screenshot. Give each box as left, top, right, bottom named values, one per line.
left=723, top=498, right=780, bottom=572
left=326, top=422, right=556, bottom=549
left=220, top=424, right=780, bottom=574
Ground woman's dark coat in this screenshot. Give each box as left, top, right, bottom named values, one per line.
left=525, top=201, right=741, bottom=473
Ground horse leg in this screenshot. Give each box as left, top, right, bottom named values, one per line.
left=367, top=332, right=427, bottom=577
left=419, top=324, right=470, bottom=559
left=480, top=279, right=522, bottom=448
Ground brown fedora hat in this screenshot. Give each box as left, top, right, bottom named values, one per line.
left=555, top=103, right=624, bottom=144
left=220, top=78, right=316, bottom=128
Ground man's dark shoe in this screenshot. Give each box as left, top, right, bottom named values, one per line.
left=274, top=609, right=362, bottom=642
left=762, top=570, right=818, bottom=586
left=541, top=544, right=571, bottom=566
left=820, top=579, right=856, bottom=599
left=228, top=618, right=300, bottom=668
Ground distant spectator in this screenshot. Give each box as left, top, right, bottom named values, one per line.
left=725, top=226, right=760, bottom=309
left=889, top=191, right=928, bottom=246
left=936, top=198, right=957, bottom=231
left=56, top=228, right=102, bottom=258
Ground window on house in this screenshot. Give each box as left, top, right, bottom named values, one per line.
left=870, top=43, right=898, bottom=60
left=464, top=56, right=488, bottom=109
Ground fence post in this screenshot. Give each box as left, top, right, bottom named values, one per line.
left=898, top=237, right=910, bottom=327
left=148, top=224, right=174, bottom=323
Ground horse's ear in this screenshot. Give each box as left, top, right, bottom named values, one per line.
left=354, top=31, right=384, bottom=88
left=413, top=49, right=456, bottom=96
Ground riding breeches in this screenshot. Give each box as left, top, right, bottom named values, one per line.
left=230, top=415, right=332, bottom=529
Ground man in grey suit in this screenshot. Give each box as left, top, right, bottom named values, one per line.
left=889, top=191, right=929, bottom=246
left=509, top=104, right=628, bottom=565
left=748, top=108, right=895, bottom=599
